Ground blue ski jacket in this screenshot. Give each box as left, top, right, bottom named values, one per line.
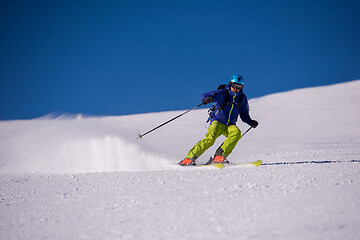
left=201, top=85, right=252, bottom=126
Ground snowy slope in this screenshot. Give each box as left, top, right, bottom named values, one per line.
left=0, top=80, right=360, bottom=240
left=0, top=80, right=359, bottom=174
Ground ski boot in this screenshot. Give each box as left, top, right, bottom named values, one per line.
left=212, top=155, right=229, bottom=164
left=178, top=158, right=196, bottom=166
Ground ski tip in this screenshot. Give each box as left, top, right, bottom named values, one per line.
left=137, top=134, right=143, bottom=139
left=232, top=160, right=262, bottom=168
left=253, top=160, right=262, bottom=167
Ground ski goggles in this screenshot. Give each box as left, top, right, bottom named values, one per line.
left=231, top=83, right=243, bottom=90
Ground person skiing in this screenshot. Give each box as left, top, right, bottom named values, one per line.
left=179, top=75, right=259, bottom=166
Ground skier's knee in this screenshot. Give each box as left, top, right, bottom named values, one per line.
left=203, top=137, right=216, bottom=147
left=231, top=130, right=241, bottom=141
left=235, top=131, right=241, bottom=140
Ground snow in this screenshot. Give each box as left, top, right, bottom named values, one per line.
left=1, top=80, right=360, bottom=239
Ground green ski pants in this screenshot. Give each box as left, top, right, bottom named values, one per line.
left=185, top=121, right=242, bottom=159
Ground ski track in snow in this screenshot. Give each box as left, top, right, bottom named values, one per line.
left=1, top=80, right=360, bottom=240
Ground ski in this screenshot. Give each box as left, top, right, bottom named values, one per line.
left=179, top=157, right=262, bottom=169
left=194, top=160, right=262, bottom=169
left=200, top=162, right=224, bottom=169
left=229, top=160, right=262, bottom=168
left=202, top=160, right=262, bottom=169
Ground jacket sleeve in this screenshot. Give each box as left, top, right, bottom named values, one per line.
left=238, top=94, right=252, bottom=125
left=201, top=89, right=225, bottom=103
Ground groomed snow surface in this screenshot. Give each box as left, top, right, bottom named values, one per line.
left=1, top=80, right=360, bottom=240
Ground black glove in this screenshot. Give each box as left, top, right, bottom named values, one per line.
left=249, top=120, right=258, bottom=128
left=202, top=96, right=212, bottom=105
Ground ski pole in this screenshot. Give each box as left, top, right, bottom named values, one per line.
left=138, top=103, right=204, bottom=139
left=241, top=126, right=252, bottom=138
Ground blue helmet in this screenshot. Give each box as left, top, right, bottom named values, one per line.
left=230, top=75, right=245, bottom=85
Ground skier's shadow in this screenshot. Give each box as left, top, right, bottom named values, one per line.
left=262, top=159, right=360, bottom=166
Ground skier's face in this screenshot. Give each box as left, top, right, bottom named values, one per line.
left=230, top=83, right=242, bottom=93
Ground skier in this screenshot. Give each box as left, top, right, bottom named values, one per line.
left=179, top=75, right=259, bottom=166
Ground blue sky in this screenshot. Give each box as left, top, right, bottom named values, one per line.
left=1, top=0, right=360, bottom=120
